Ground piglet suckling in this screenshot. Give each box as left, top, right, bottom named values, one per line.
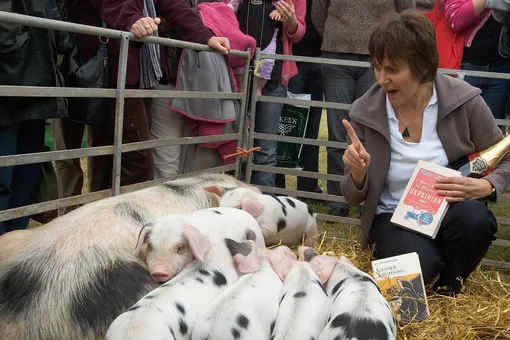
left=270, top=246, right=331, bottom=340
left=191, top=244, right=292, bottom=340
left=208, top=186, right=318, bottom=247
left=105, top=228, right=258, bottom=340
left=133, top=207, right=266, bottom=283
left=301, top=247, right=397, bottom=340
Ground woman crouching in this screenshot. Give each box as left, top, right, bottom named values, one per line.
left=341, top=11, right=510, bottom=296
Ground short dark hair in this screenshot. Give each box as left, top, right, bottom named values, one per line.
left=368, top=10, right=439, bottom=83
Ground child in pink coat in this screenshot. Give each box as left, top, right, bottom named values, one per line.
left=228, top=0, right=287, bottom=95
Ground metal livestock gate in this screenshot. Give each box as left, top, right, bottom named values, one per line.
left=0, top=12, right=508, bottom=270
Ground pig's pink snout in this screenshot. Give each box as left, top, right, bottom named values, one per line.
left=150, top=268, right=172, bottom=283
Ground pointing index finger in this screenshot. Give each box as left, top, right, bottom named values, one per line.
left=342, top=119, right=360, bottom=144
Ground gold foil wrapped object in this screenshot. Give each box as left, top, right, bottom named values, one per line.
left=471, top=132, right=510, bottom=175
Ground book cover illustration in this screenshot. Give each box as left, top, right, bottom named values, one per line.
left=391, top=160, right=461, bottom=239
left=372, top=252, right=429, bottom=324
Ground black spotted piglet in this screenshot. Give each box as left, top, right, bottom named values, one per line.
left=133, top=207, right=266, bottom=283
left=191, top=244, right=289, bottom=340
left=300, top=247, right=397, bottom=340
left=214, top=186, right=318, bottom=247
left=105, top=228, right=259, bottom=340
left=270, top=246, right=331, bottom=340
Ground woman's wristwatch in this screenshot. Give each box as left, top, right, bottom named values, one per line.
left=485, top=186, right=497, bottom=203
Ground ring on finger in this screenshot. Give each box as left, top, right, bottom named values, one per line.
left=145, top=25, right=151, bottom=29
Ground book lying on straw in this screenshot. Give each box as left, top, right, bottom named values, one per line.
left=371, top=252, right=429, bottom=324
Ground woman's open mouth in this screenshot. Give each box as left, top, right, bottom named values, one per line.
left=386, top=89, right=399, bottom=96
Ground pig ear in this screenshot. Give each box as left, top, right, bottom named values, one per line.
left=339, top=255, right=355, bottom=268
left=298, top=246, right=318, bottom=262
left=133, top=224, right=153, bottom=257
left=203, top=185, right=224, bottom=197
left=309, top=255, right=338, bottom=284
left=233, top=245, right=261, bottom=274
left=240, top=195, right=264, bottom=218
left=225, top=238, right=261, bottom=274
left=266, top=248, right=293, bottom=281
left=279, top=245, right=297, bottom=261
left=203, top=185, right=223, bottom=204
left=182, top=226, right=211, bottom=262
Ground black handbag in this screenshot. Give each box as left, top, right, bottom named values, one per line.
left=60, top=26, right=110, bottom=126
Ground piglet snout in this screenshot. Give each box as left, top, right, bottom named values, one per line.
left=150, top=266, right=172, bottom=283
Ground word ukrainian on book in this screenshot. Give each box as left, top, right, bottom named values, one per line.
left=372, top=252, right=429, bottom=324
left=391, top=160, right=461, bottom=239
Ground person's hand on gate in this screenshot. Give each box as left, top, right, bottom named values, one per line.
left=130, top=17, right=161, bottom=38
left=342, top=119, right=370, bottom=188
left=207, top=37, right=231, bottom=55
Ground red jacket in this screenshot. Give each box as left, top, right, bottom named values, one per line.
left=68, top=0, right=214, bottom=86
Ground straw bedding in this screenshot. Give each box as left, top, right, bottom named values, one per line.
left=287, top=232, right=510, bottom=340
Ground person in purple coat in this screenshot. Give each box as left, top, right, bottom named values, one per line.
left=61, top=0, right=230, bottom=190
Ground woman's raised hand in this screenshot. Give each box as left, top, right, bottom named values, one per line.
left=342, top=119, right=370, bottom=186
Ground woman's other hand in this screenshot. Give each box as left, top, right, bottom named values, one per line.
left=342, top=119, right=370, bottom=189
left=130, top=17, right=161, bottom=38
left=434, top=176, right=494, bottom=202
left=207, top=37, right=231, bottom=55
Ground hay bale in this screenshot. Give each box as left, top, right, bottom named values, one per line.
left=285, top=232, right=510, bottom=340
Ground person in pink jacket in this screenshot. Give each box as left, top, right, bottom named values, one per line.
left=247, top=0, right=306, bottom=189
left=445, top=0, right=510, bottom=122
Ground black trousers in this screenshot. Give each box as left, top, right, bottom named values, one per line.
left=0, top=120, right=45, bottom=234
left=370, top=200, right=498, bottom=293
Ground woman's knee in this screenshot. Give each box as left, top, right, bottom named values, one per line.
left=444, top=200, right=498, bottom=239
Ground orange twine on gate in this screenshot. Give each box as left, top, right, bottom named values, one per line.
left=223, top=147, right=261, bottom=160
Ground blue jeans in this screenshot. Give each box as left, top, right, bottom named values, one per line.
left=322, top=52, right=376, bottom=210
left=462, top=62, right=510, bottom=120
left=0, top=120, right=45, bottom=235
left=275, top=61, right=324, bottom=193
left=251, top=80, right=287, bottom=188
